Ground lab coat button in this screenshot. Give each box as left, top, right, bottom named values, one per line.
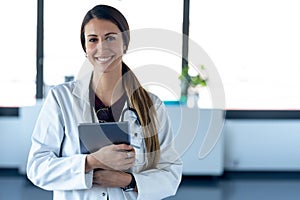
left=134, top=132, right=138, bottom=137
left=102, top=192, right=106, bottom=196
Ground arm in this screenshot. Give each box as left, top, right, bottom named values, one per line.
left=134, top=100, right=183, bottom=200
left=86, top=144, right=135, bottom=188
left=26, top=88, right=92, bottom=191
left=92, top=170, right=133, bottom=188
left=85, top=144, right=135, bottom=173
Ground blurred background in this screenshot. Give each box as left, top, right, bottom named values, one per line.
left=1, top=0, right=300, bottom=199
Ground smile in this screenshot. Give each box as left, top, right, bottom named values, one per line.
left=95, top=56, right=114, bottom=63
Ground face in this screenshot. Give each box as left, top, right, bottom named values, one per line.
left=84, top=18, right=125, bottom=74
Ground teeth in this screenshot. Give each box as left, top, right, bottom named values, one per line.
left=96, top=56, right=112, bottom=62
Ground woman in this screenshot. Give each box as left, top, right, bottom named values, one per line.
left=27, top=4, right=182, bottom=200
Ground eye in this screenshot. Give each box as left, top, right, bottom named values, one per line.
left=105, top=35, right=116, bottom=41
left=88, top=38, right=98, bottom=42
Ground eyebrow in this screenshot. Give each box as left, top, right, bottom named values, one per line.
left=87, top=32, right=118, bottom=37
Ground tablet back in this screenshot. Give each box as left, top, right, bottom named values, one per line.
left=78, top=121, right=130, bottom=153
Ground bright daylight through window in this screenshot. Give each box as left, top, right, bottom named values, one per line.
left=190, top=0, right=300, bottom=110
left=3, top=0, right=300, bottom=110
left=0, top=1, right=36, bottom=107
left=44, top=0, right=182, bottom=101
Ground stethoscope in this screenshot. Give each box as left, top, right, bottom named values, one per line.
left=89, top=93, right=141, bottom=125
left=89, top=83, right=141, bottom=125
left=89, top=63, right=142, bottom=125
left=120, top=105, right=141, bottom=125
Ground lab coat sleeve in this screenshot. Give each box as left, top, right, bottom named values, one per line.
left=26, top=88, right=93, bottom=191
left=134, top=100, right=183, bottom=200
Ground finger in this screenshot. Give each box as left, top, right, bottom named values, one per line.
left=93, top=176, right=100, bottom=185
left=122, top=161, right=135, bottom=170
left=124, top=151, right=136, bottom=159
left=115, top=144, right=133, bottom=151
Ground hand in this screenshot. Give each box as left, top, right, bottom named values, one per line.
left=89, top=144, right=135, bottom=171
left=93, top=170, right=132, bottom=188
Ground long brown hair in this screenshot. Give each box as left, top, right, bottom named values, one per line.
left=122, top=63, right=160, bottom=170
left=80, top=4, right=160, bottom=169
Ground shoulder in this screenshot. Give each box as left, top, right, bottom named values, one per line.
left=47, top=80, right=80, bottom=97
left=49, top=81, right=76, bottom=94
left=148, top=92, right=163, bottom=107
left=45, top=81, right=78, bottom=103
left=147, top=92, right=169, bottom=116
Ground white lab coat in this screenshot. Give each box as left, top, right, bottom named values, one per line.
left=27, top=70, right=182, bottom=200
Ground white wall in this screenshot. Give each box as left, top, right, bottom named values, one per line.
left=1, top=103, right=300, bottom=175
left=224, top=119, right=300, bottom=171
left=167, top=107, right=225, bottom=175
left=0, top=116, right=22, bottom=167
left=0, top=100, right=43, bottom=173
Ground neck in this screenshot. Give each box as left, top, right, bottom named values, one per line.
left=92, top=68, right=123, bottom=106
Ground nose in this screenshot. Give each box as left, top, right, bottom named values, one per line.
left=92, top=39, right=109, bottom=55
left=96, top=39, right=106, bottom=49
left=97, top=37, right=111, bottom=48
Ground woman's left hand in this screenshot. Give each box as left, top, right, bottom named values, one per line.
left=93, top=170, right=132, bottom=188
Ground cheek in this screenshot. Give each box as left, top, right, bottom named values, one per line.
left=115, top=47, right=124, bottom=55
left=85, top=43, right=96, bottom=53
left=110, top=38, right=124, bottom=54
left=113, top=42, right=125, bottom=55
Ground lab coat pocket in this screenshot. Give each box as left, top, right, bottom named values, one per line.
left=130, top=128, right=146, bottom=166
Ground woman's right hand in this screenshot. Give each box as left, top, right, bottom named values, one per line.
left=86, top=144, right=135, bottom=172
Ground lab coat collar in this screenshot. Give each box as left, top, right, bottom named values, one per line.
left=71, top=59, right=96, bottom=123
left=71, top=60, right=137, bottom=123
left=72, top=59, right=93, bottom=104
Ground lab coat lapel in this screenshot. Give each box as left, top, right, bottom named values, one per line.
left=72, top=62, right=97, bottom=123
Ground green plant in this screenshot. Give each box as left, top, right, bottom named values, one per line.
left=179, top=65, right=207, bottom=87
left=179, top=65, right=207, bottom=103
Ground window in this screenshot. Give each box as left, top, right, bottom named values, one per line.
left=190, top=0, right=300, bottom=110
left=0, top=1, right=36, bottom=107
left=44, top=0, right=183, bottom=101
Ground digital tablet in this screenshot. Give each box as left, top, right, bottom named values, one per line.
left=78, top=121, right=130, bottom=153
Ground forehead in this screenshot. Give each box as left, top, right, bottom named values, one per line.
left=84, top=18, right=121, bottom=36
